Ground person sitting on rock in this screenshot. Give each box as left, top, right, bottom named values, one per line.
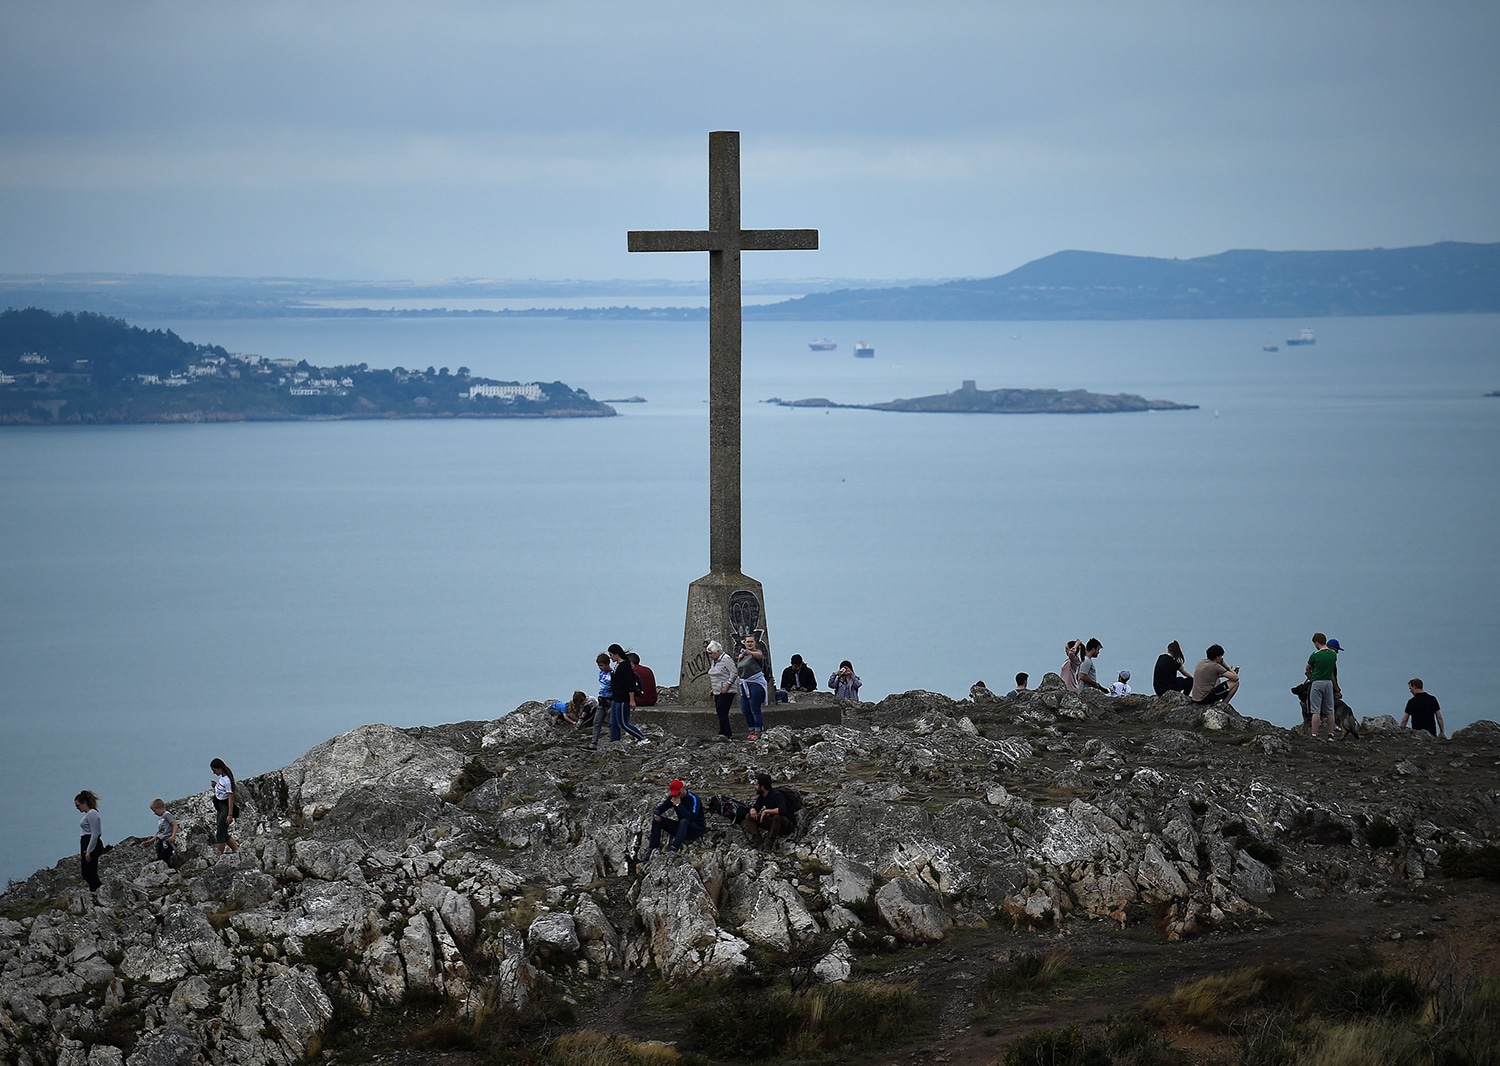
left=745, top=772, right=798, bottom=848
left=1078, top=638, right=1108, bottom=692
left=1400, top=678, right=1445, bottom=738
left=1109, top=670, right=1132, bottom=697
left=643, top=778, right=706, bottom=860
left=780, top=654, right=816, bottom=693
left=626, top=652, right=658, bottom=707
left=1005, top=672, right=1029, bottom=698
left=1191, top=644, right=1240, bottom=705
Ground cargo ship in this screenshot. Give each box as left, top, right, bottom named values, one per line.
left=1285, top=328, right=1317, bottom=346
left=808, top=339, right=837, bottom=351
left=853, top=340, right=874, bottom=358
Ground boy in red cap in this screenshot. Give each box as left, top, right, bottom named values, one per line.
left=644, top=778, right=706, bottom=859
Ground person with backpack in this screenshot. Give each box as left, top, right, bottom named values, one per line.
left=745, top=772, right=800, bottom=848
left=643, top=778, right=706, bottom=859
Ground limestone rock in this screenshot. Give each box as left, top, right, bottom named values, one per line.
left=279, top=723, right=469, bottom=818
left=0, top=692, right=1495, bottom=1062
left=874, top=877, right=952, bottom=943
left=1232, top=850, right=1276, bottom=902
left=813, top=939, right=854, bottom=983
left=527, top=912, right=580, bottom=957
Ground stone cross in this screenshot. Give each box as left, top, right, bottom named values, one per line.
left=629, top=131, right=817, bottom=703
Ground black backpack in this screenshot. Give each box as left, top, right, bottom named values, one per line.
left=779, top=787, right=803, bottom=816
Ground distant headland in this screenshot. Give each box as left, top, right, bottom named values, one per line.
left=0, top=308, right=614, bottom=425
left=769, top=380, right=1197, bottom=414
left=5, top=241, right=1497, bottom=322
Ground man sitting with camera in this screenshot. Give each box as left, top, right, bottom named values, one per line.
left=1190, top=644, right=1240, bottom=705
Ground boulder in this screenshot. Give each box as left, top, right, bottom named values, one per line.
left=527, top=912, right=581, bottom=957
left=874, top=877, right=952, bottom=943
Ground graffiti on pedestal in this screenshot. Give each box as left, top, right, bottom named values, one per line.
left=729, top=590, right=761, bottom=642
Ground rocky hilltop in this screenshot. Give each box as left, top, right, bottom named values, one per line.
left=3, top=680, right=1498, bottom=1065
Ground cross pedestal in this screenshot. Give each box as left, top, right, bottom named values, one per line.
left=628, top=131, right=817, bottom=703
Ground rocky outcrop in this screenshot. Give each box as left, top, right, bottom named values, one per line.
left=2, top=692, right=1497, bottom=1064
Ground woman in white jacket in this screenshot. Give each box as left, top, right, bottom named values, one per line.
left=706, top=640, right=738, bottom=738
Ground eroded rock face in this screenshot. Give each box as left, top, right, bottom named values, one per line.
left=1, top=697, right=1496, bottom=1063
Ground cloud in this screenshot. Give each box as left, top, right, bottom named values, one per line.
left=1, top=0, right=1497, bottom=277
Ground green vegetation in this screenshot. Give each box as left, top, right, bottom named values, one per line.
left=976, top=951, right=1072, bottom=1010
left=1000, top=1016, right=1176, bottom=1066
left=680, top=977, right=928, bottom=1062
left=1441, top=844, right=1500, bottom=882
left=0, top=307, right=614, bottom=424
left=546, top=1031, right=690, bottom=1066
left=1128, top=953, right=1500, bottom=1066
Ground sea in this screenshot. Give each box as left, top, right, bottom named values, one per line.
left=2, top=312, right=1497, bottom=887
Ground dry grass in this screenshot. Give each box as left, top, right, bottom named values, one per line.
left=546, top=1031, right=683, bottom=1066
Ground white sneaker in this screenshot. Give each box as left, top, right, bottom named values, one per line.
left=636, top=738, right=651, bottom=746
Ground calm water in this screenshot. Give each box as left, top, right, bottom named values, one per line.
left=2, top=313, right=1497, bottom=886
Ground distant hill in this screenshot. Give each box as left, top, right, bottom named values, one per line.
left=747, top=241, right=1500, bottom=321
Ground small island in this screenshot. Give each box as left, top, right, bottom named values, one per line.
left=768, top=379, right=1197, bottom=414
left=0, top=308, right=615, bottom=425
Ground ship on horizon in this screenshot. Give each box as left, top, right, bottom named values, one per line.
left=808, top=339, right=837, bottom=351
left=854, top=340, right=874, bottom=358
left=1285, top=328, right=1317, bottom=346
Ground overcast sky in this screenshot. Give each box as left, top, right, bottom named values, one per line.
left=2, top=1, right=1497, bottom=282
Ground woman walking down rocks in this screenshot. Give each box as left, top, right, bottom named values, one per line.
left=829, top=659, right=862, bottom=700
left=1153, top=640, right=1194, bottom=696
left=74, top=790, right=103, bottom=893
left=706, top=640, right=737, bottom=738
left=738, top=633, right=769, bottom=740
left=607, top=644, right=649, bottom=745
left=210, top=758, right=239, bottom=853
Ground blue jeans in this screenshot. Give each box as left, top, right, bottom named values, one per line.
left=648, top=815, right=704, bottom=853
left=740, top=681, right=766, bottom=731
left=610, top=700, right=645, bottom=742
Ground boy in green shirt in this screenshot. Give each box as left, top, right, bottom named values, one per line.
left=1305, top=632, right=1341, bottom=738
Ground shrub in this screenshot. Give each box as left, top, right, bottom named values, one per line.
left=683, top=979, right=926, bottom=1061
left=1331, top=970, right=1424, bottom=1019
left=1145, top=966, right=1304, bottom=1033
left=1440, top=845, right=1500, bottom=882
left=1364, top=816, right=1401, bottom=849
left=548, top=1030, right=682, bottom=1066
left=975, top=952, right=1070, bottom=1008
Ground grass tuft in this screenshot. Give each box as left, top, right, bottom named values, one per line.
left=683, top=978, right=927, bottom=1061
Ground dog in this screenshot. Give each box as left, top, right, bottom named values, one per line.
left=707, top=794, right=751, bottom=825
left=1291, top=680, right=1359, bottom=739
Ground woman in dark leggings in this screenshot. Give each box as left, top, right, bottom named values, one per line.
left=607, top=644, right=648, bottom=744
left=75, top=790, right=103, bottom=892
left=1153, top=640, right=1194, bottom=696
left=210, top=758, right=239, bottom=853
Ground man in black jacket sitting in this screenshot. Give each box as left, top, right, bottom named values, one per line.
left=746, top=772, right=797, bottom=848
left=644, top=779, right=707, bottom=859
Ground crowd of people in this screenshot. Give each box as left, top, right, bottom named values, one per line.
left=553, top=639, right=863, bottom=744
left=67, top=629, right=1452, bottom=900
left=1048, top=633, right=1444, bottom=739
